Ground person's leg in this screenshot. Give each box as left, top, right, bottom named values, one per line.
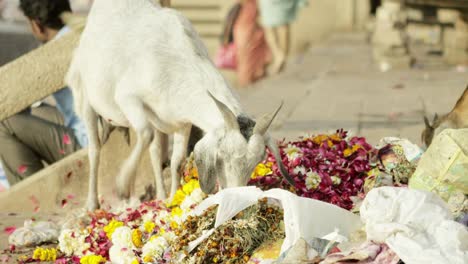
left=265, top=25, right=289, bottom=75
left=0, top=121, right=45, bottom=185
left=277, top=23, right=290, bottom=62
left=0, top=109, right=80, bottom=185
left=31, top=104, right=65, bottom=125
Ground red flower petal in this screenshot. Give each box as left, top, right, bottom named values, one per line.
left=3, top=226, right=16, bottom=235
left=63, top=134, right=71, bottom=145
left=17, top=165, right=27, bottom=174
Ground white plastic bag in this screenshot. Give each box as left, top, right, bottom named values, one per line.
left=9, top=220, right=60, bottom=247
left=191, top=187, right=362, bottom=256
left=361, top=187, right=468, bottom=264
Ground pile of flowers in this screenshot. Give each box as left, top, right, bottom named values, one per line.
left=18, top=154, right=206, bottom=264
left=13, top=131, right=384, bottom=263
left=249, top=130, right=377, bottom=210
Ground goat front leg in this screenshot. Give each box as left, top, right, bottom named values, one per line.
left=170, top=126, right=191, bottom=198
left=116, top=95, right=153, bottom=200
left=83, top=103, right=101, bottom=211
left=149, top=130, right=168, bottom=199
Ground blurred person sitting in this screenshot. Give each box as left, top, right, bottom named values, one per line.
left=0, top=0, right=87, bottom=186
left=258, top=0, right=308, bottom=75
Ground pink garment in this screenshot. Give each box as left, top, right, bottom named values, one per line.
left=233, top=0, right=271, bottom=87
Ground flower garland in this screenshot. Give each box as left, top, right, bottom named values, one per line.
left=249, top=130, right=377, bottom=210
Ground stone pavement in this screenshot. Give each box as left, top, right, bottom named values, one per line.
left=237, top=32, right=467, bottom=146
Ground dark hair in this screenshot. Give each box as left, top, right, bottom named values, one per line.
left=19, top=0, right=72, bottom=30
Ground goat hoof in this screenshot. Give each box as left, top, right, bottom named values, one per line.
left=116, top=187, right=131, bottom=200
left=86, top=200, right=100, bottom=212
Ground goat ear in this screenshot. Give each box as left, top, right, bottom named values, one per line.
left=207, top=92, right=239, bottom=131
left=433, top=113, right=439, bottom=123
left=194, top=143, right=218, bottom=194
left=253, top=101, right=284, bottom=135
left=424, top=116, right=432, bottom=128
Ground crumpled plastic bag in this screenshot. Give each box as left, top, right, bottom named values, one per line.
left=360, top=187, right=468, bottom=264
left=9, top=220, right=60, bottom=247
left=320, top=242, right=400, bottom=264
left=377, top=137, right=423, bottom=162
left=409, top=129, right=468, bottom=216
left=191, top=187, right=362, bottom=256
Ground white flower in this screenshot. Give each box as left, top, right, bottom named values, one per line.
left=189, top=188, right=205, bottom=204
left=284, top=144, right=302, bottom=160
left=293, top=166, right=307, bottom=176
left=142, top=211, right=156, bottom=223
left=58, top=229, right=90, bottom=257
left=162, top=231, right=177, bottom=243
left=142, top=236, right=169, bottom=262
left=109, top=245, right=137, bottom=264
left=305, top=171, right=321, bottom=190
left=111, top=226, right=134, bottom=249
left=331, top=176, right=342, bottom=185
left=180, top=196, right=196, bottom=211
left=155, top=210, right=170, bottom=225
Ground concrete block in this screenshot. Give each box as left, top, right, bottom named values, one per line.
left=444, top=29, right=468, bottom=50
left=407, top=24, right=440, bottom=45
left=437, top=8, right=461, bottom=24
left=444, top=53, right=468, bottom=65
left=376, top=8, right=406, bottom=24
left=406, top=8, right=424, bottom=21
left=382, top=0, right=402, bottom=13
left=372, top=29, right=405, bottom=46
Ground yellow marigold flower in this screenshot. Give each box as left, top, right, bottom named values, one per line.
left=159, top=228, right=166, bottom=235
left=149, top=235, right=159, bottom=242
left=170, top=189, right=186, bottom=207
left=343, top=148, right=353, bottom=157
left=33, top=247, right=57, bottom=261
left=131, top=259, right=139, bottom=264
left=251, top=163, right=273, bottom=179
left=344, top=144, right=362, bottom=157
left=170, top=221, right=179, bottom=230
left=132, top=229, right=144, bottom=248
left=103, top=219, right=124, bottom=239
left=213, top=256, right=219, bottom=263
left=312, top=134, right=328, bottom=144
left=80, top=255, right=106, bottom=264
left=190, top=167, right=198, bottom=178
left=329, top=133, right=342, bottom=142
left=352, top=144, right=362, bottom=152
left=143, top=255, right=154, bottom=263
left=327, top=140, right=333, bottom=148
left=182, top=179, right=200, bottom=194
left=144, top=221, right=156, bottom=233
left=171, top=207, right=183, bottom=217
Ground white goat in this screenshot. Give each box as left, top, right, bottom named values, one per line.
left=66, top=0, right=294, bottom=211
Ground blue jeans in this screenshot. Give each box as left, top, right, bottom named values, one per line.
left=52, top=87, right=88, bottom=147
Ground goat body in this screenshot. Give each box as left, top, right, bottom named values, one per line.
left=67, top=0, right=293, bottom=210
left=422, top=86, right=468, bottom=147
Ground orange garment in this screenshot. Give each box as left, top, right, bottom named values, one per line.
left=233, top=0, right=271, bottom=87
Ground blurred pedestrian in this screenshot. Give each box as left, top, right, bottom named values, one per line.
left=258, top=0, right=308, bottom=74
left=233, top=0, right=271, bottom=87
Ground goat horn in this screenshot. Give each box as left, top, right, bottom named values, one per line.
left=253, top=101, right=284, bottom=135
left=208, top=92, right=239, bottom=130
left=266, top=136, right=295, bottom=187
